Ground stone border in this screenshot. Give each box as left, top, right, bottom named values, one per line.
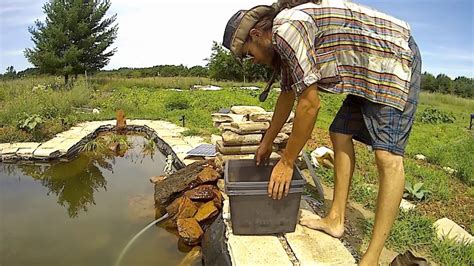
left=0, top=120, right=207, bottom=169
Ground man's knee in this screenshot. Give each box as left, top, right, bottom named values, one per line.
left=330, top=131, right=352, bottom=146
left=375, top=150, right=404, bottom=176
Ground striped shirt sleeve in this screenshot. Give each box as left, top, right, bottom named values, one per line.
left=272, top=10, right=321, bottom=95
left=280, top=59, right=293, bottom=92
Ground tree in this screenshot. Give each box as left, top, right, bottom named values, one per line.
left=25, top=0, right=118, bottom=84
left=436, top=74, right=453, bottom=94
left=3, top=66, right=17, bottom=79
left=421, top=72, right=436, bottom=92
left=453, top=76, right=474, bottom=98
left=188, top=65, right=209, bottom=77
left=206, top=41, right=272, bottom=82
left=207, top=41, right=243, bottom=81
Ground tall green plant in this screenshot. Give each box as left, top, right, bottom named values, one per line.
left=24, top=0, right=118, bottom=84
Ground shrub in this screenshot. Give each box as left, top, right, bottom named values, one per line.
left=17, top=113, right=43, bottom=132
left=165, top=94, right=190, bottom=111
left=417, top=107, right=455, bottom=124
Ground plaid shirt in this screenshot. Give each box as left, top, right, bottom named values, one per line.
left=272, top=0, right=414, bottom=111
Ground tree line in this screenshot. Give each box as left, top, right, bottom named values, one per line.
left=1, top=0, right=472, bottom=98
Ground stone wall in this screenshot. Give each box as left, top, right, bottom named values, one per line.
left=212, top=106, right=293, bottom=157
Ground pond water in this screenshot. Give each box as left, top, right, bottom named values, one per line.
left=0, top=135, right=190, bottom=266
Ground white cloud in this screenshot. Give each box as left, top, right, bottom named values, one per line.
left=106, top=0, right=274, bottom=69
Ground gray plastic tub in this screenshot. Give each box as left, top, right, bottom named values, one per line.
left=224, top=159, right=305, bottom=235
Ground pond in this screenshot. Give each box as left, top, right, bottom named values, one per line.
left=0, top=135, right=191, bottom=266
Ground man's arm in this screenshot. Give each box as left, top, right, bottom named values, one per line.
left=268, top=83, right=320, bottom=199
left=261, top=90, right=295, bottom=146
left=281, top=84, right=320, bottom=165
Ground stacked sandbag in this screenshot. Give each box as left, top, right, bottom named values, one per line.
left=211, top=106, right=294, bottom=156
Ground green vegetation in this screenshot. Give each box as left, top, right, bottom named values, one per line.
left=422, top=73, right=473, bottom=98
left=363, top=210, right=473, bottom=265
left=418, top=107, right=455, bottom=124
left=0, top=75, right=472, bottom=264
left=24, top=0, right=118, bottom=84
left=404, top=181, right=430, bottom=201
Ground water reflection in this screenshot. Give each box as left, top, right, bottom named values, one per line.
left=16, top=153, right=113, bottom=218
left=1, top=135, right=163, bottom=219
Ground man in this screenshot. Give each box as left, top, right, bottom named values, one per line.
left=222, top=0, right=421, bottom=265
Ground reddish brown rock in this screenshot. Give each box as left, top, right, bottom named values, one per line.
left=211, top=187, right=223, bottom=210
left=154, top=160, right=215, bottom=208
left=150, top=175, right=166, bottom=184
left=184, top=185, right=216, bottom=201
left=166, top=196, right=197, bottom=221
left=177, top=218, right=204, bottom=245
left=196, top=166, right=220, bottom=183
left=194, top=201, right=219, bottom=222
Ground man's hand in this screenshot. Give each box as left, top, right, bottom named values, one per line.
left=268, top=159, right=294, bottom=200
left=255, top=142, right=272, bottom=166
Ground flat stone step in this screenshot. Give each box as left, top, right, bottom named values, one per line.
left=285, top=223, right=356, bottom=265
left=221, top=195, right=356, bottom=265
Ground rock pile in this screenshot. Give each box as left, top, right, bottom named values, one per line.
left=212, top=106, right=293, bottom=156
left=152, top=160, right=223, bottom=246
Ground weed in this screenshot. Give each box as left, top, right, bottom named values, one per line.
left=17, top=113, right=43, bottom=132
left=363, top=210, right=435, bottom=252
left=430, top=238, right=474, bottom=265
left=404, top=181, right=430, bottom=201
left=82, top=138, right=106, bottom=153
left=418, top=107, right=455, bottom=124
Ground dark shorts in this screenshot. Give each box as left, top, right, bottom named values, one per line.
left=329, top=37, right=422, bottom=156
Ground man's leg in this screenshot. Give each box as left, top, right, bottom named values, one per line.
left=300, top=132, right=355, bottom=237
left=360, top=150, right=405, bottom=265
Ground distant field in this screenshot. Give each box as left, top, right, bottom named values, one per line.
left=0, top=75, right=472, bottom=263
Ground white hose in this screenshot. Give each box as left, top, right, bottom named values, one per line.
left=115, top=213, right=170, bottom=266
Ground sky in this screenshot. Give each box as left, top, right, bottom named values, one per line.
left=1, top=0, right=473, bottom=78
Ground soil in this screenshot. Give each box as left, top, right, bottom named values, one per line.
left=417, top=190, right=473, bottom=232
left=306, top=127, right=332, bottom=150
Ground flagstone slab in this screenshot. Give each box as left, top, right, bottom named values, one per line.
left=0, top=120, right=202, bottom=166
left=33, top=147, right=61, bottom=158
left=128, top=119, right=153, bottom=126
left=221, top=199, right=293, bottom=266
left=227, top=234, right=293, bottom=266
left=171, top=144, right=193, bottom=154
left=151, top=129, right=182, bottom=138
left=285, top=221, right=356, bottom=265
left=16, top=143, right=42, bottom=158
left=183, top=136, right=205, bottom=148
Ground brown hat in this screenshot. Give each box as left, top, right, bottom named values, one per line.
left=222, top=5, right=275, bottom=60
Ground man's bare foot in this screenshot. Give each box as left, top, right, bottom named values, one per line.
left=359, top=253, right=379, bottom=266
left=299, top=210, right=344, bottom=238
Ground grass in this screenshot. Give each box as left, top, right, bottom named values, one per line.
left=362, top=210, right=473, bottom=265
left=1, top=75, right=472, bottom=264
